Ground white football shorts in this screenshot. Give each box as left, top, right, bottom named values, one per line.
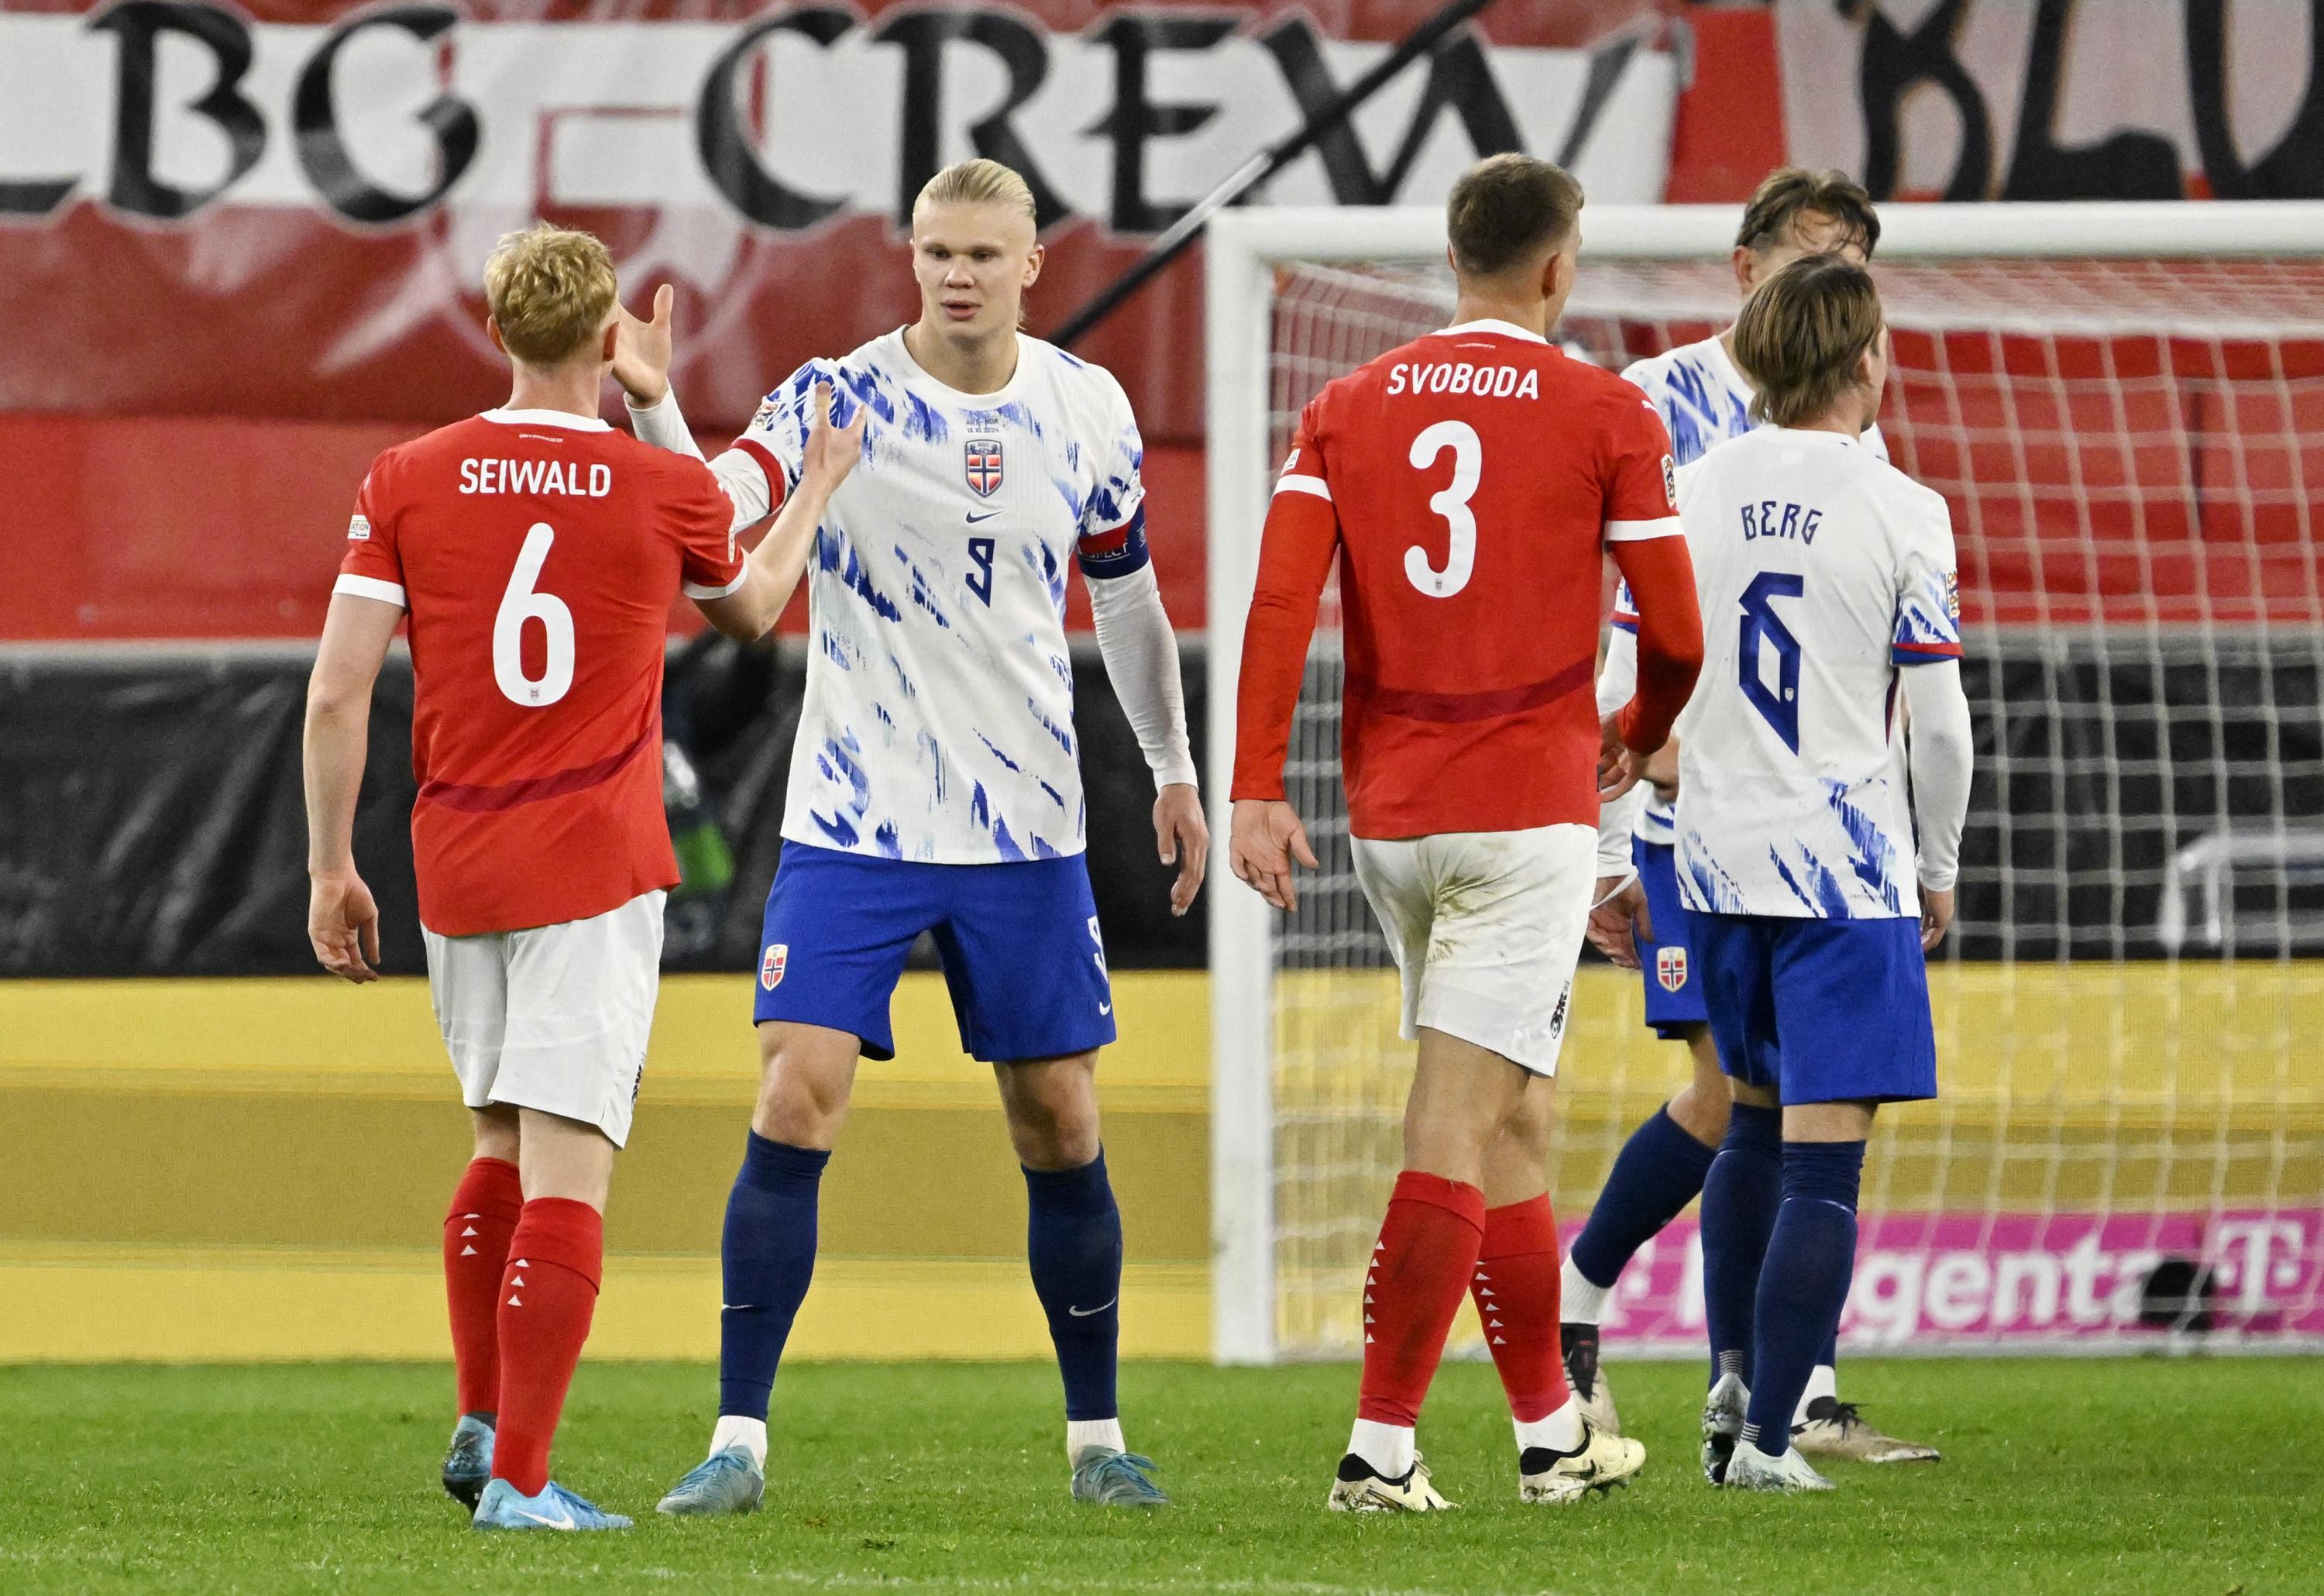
left=1351, top=824, right=1594, bottom=1077
left=422, top=889, right=666, bottom=1147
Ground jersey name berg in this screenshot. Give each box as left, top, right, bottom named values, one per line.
left=459, top=456, right=614, bottom=497
left=1384, top=359, right=1542, bottom=400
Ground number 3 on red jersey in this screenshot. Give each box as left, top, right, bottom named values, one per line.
left=494, top=522, right=574, bottom=708
left=1404, top=420, right=1483, bottom=598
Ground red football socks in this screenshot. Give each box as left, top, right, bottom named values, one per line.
left=1473, top=1195, right=1573, bottom=1423
left=1356, top=1171, right=1487, bottom=1427
left=442, top=1157, right=523, bottom=1418
left=491, top=1197, right=604, bottom=1497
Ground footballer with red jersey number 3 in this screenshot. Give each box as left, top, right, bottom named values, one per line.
left=302, top=225, right=861, bottom=1533
left=1230, top=156, right=1703, bottom=1512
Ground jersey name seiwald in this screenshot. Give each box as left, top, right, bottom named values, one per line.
left=1614, top=334, right=1891, bottom=844
left=741, top=330, right=1148, bottom=865
left=1669, top=428, right=1961, bottom=921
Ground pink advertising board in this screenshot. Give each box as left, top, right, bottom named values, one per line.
left=1586, top=1209, right=2324, bottom=1350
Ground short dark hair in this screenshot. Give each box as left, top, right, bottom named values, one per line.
left=1735, top=167, right=1879, bottom=260
left=1446, top=153, right=1585, bottom=278
left=1731, top=253, right=1885, bottom=428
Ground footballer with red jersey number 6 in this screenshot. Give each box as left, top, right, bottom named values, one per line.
left=302, top=225, right=861, bottom=1532
left=1229, top=155, right=1703, bottom=1512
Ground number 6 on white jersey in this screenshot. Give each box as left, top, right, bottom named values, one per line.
left=493, top=521, right=575, bottom=707
left=1404, top=419, right=1482, bottom=598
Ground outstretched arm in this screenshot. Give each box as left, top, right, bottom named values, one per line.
left=304, top=592, right=401, bottom=982
left=693, top=382, right=864, bottom=641
left=616, top=284, right=778, bottom=531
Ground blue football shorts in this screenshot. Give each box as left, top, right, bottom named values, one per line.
left=1689, top=912, right=1938, bottom=1106
left=751, top=841, right=1116, bottom=1063
left=1633, top=836, right=1709, bottom=1037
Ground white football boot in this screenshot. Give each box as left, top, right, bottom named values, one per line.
left=1724, top=1443, right=1836, bottom=1492
left=1792, top=1398, right=1941, bottom=1464
left=1518, top=1420, right=1646, bottom=1504
left=1327, top=1452, right=1454, bottom=1513
left=1700, top=1371, right=1748, bottom=1485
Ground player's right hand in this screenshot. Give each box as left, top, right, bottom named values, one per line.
left=308, top=868, right=382, bottom=984
left=1587, top=873, right=1653, bottom=970
left=613, top=282, right=675, bottom=407
left=1920, top=884, right=1955, bottom=952
left=1229, top=798, right=1318, bottom=913
left=800, top=380, right=868, bottom=494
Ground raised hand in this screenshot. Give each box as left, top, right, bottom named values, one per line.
left=613, top=282, right=675, bottom=407
left=800, top=379, right=869, bottom=497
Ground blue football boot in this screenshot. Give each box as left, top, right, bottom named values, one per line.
left=471, top=1477, right=632, bottom=1531
left=655, top=1445, right=765, bottom=1516
left=1071, top=1446, right=1171, bottom=1506
left=441, top=1415, right=493, bottom=1509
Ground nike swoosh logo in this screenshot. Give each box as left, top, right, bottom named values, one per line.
left=966, top=511, right=1001, bottom=524
left=1067, top=1297, right=1117, bottom=1317
left=511, top=1504, right=576, bottom=1529
left=1098, top=1002, right=1112, bottom=1015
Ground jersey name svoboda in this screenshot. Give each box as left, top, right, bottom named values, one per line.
left=737, top=330, right=1150, bottom=863
left=1616, top=334, right=1889, bottom=844
left=1671, top=427, right=1961, bottom=920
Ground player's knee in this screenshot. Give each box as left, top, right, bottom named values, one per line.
left=999, top=1062, right=1102, bottom=1170
left=752, top=1031, right=857, bottom=1149
left=1497, top=1084, right=1556, bottom=1163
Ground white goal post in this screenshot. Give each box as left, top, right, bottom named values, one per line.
left=1206, top=201, right=2324, bottom=1366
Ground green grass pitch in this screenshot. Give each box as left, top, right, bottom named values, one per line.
left=2, top=1357, right=2314, bottom=1594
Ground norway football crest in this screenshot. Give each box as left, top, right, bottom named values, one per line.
left=760, top=943, right=788, bottom=991
left=1656, top=944, right=1689, bottom=993
left=964, top=438, right=1004, bottom=497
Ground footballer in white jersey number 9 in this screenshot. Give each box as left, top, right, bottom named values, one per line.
left=1404, top=420, right=1483, bottom=598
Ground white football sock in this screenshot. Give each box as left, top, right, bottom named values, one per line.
left=1066, top=1417, right=1126, bottom=1460
left=710, top=1415, right=768, bottom=1468
left=1561, top=1256, right=1611, bottom=1326
left=1514, top=1396, right=1584, bottom=1456
left=1793, top=1364, right=1838, bottom=1426
left=1349, top=1419, right=1415, bottom=1479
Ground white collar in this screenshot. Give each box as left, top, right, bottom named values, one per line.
left=885, top=327, right=1029, bottom=406
left=481, top=408, right=611, bottom=432
left=1432, top=318, right=1551, bottom=346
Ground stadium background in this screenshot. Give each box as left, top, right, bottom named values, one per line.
left=3, top=0, right=2320, bottom=1362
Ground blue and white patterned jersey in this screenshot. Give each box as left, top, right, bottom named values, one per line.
left=736, top=329, right=1150, bottom=864
left=1610, top=334, right=1889, bottom=844
left=1670, top=427, right=1962, bottom=920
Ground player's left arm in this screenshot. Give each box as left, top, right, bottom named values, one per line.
left=1078, top=381, right=1206, bottom=915
left=1893, top=494, right=1973, bottom=950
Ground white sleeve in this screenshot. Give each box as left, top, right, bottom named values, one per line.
left=1899, top=659, right=1973, bottom=893
left=1088, top=563, right=1198, bottom=791
left=622, top=387, right=772, bottom=534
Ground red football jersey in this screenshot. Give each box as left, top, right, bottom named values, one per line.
left=336, top=408, right=743, bottom=937
left=1233, top=320, right=1698, bottom=838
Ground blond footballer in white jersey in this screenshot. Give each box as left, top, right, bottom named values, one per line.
left=611, top=160, right=1205, bottom=1515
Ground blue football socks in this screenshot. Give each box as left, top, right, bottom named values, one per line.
left=1699, top=1101, right=1783, bottom=1388
left=1568, top=1103, right=1721, bottom=1293
left=1743, top=1140, right=1866, bottom=1457
left=718, top=1132, right=830, bottom=1420
left=1024, top=1151, right=1123, bottom=1422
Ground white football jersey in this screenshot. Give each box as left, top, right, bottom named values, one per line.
left=737, top=329, right=1150, bottom=863
left=1670, top=426, right=1961, bottom=920
left=1613, top=334, right=1889, bottom=844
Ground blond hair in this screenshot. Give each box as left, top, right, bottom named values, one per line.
left=914, top=158, right=1037, bottom=225
left=1731, top=253, right=1885, bottom=428
left=483, top=224, right=618, bottom=366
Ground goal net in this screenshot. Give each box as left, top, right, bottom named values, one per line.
left=1205, top=203, right=2324, bottom=1363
